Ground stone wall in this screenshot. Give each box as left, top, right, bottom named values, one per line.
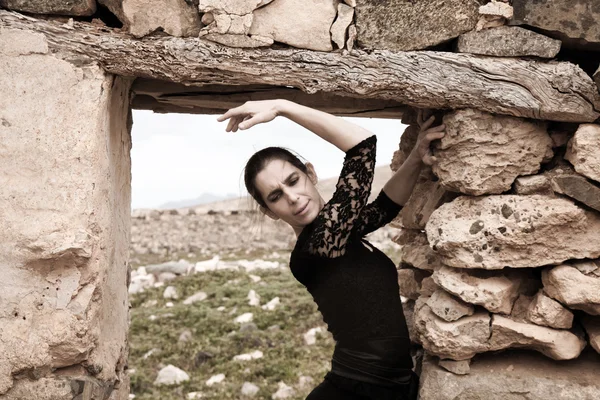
left=0, top=29, right=132, bottom=399
left=1, top=0, right=600, bottom=399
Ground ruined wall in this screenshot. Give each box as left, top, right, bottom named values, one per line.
left=1, top=0, right=600, bottom=399
left=0, top=29, right=132, bottom=399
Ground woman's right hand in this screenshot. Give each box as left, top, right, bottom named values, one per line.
left=217, top=100, right=284, bottom=132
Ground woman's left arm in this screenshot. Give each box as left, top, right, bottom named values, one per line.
left=382, top=113, right=445, bottom=206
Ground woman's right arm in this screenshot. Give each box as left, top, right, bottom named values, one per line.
left=217, top=99, right=372, bottom=152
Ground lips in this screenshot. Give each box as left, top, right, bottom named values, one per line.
left=294, top=201, right=310, bottom=216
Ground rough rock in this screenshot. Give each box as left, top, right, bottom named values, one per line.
left=397, top=268, right=429, bottom=300
left=391, top=125, right=419, bottom=171
left=0, top=0, right=95, bottom=15
left=199, top=0, right=267, bottom=14
left=398, top=231, right=443, bottom=272
left=206, top=373, right=225, bottom=386
left=419, top=276, right=439, bottom=297
left=234, top=313, right=254, bottom=323
left=303, top=327, right=324, bottom=346
left=248, top=289, right=261, bottom=306
left=419, top=349, right=600, bottom=400
left=542, top=264, right=600, bottom=315
left=0, top=29, right=131, bottom=396
left=163, top=286, right=179, bottom=300
left=241, top=381, right=260, bottom=397
left=145, top=260, right=191, bottom=275
left=346, top=24, right=357, bottom=52
left=425, top=195, right=600, bottom=269
left=527, top=290, right=574, bottom=329
left=331, top=3, right=354, bottom=49
left=480, top=1, right=513, bottom=19
left=433, top=109, right=553, bottom=195
left=581, top=315, right=600, bottom=354
left=198, top=0, right=275, bottom=47
left=154, top=365, right=190, bottom=385
left=565, top=124, right=600, bottom=183
left=457, top=26, right=561, bottom=58
left=573, top=259, right=600, bottom=278
left=414, top=298, right=491, bottom=360
left=272, top=381, right=295, bottom=399
left=594, top=66, right=600, bottom=93
left=438, top=359, right=471, bottom=375
left=510, top=294, right=533, bottom=323
left=513, top=174, right=552, bottom=195
left=402, top=300, right=418, bottom=344
left=512, top=0, right=600, bottom=50
left=489, top=315, right=586, bottom=360
left=355, top=0, right=479, bottom=51
left=183, top=291, right=208, bottom=305
left=397, top=180, right=454, bottom=229
left=122, top=0, right=201, bottom=38
left=427, top=289, right=475, bottom=322
left=548, top=166, right=600, bottom=212
left=432, top=266, right=537, bottom=314
left=261, top=297, right=280, bottom=311
left=249, top=0, right=337, bottom=51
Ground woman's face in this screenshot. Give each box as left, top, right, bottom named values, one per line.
left=254, top=159, right=324, bottom=234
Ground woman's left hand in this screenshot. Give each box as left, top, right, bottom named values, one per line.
left=412, top=110, right=446, bottom=166
left=217, top=100, right=283, bottom=132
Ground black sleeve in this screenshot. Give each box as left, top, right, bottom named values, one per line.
left=300, top=135, right=377, bottom=258
left=352, top=189, right=403, bottom=237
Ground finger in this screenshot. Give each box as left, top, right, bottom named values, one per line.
left=239, top=112, right=272, bottom=130
left=426, top=123, right=446, bottom=133
left=218, top=105, right=246, bottom=122
left=422, top=150, right=433, bottom=166
left=421, top=115, right=435, bottom=131
left=425, top=130, right=446, bottom=142
left=226, top=116, right=241, bottom=132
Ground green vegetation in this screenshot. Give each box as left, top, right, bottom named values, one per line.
left=128, top=261, right=335, bottom=399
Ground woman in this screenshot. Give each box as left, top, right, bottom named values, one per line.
left=218, top=100, right=445, bottom=400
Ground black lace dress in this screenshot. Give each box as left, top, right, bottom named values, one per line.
left=289, top=135, right=416, bottom=396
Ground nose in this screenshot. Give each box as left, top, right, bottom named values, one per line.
left=283, top=188, right=299, bottom=204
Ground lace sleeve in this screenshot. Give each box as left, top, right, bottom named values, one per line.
left=352, top=190, right=403, bottom=237
left=301, top=135, right=377, bottom=258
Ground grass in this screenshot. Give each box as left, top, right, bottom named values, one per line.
left=128, top=262, right=335, bottom=399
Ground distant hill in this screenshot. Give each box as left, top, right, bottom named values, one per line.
left=183, top=164, right=393, bottom=213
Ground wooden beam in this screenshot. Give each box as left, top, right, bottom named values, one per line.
left=2, top=10, right=599, bottom=122
left=131, top=79, right=407, bottom=118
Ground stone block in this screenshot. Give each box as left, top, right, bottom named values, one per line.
left=433, top=109, right=553, bottom=195
left=527, top=290, right=574, bottom=329
left=457, top=26, right=561, bottom=58
left=426, top=195, right=600, bottom=269
left=419, top=349, right=600, bottom=400
left=123, top=0, right=201, bottom=38
left=542, top=264, right=600, bottom=315
left=432, top=266, right=537, bottom=315
left=414, top=298, right=491, bottom=361
left=0, top=29, right=131, bottom=396
left=548, top=166, right=600, bottom=212
left=249, top=0, right=337, bottom=51
left=355, top=0, right=479, bottom=51
left=489, top=315, right=585, bottom=360
left=427, top=289, right=474, bottom=322
left=0, top=0, right=95, bottom=15
left=565, top=124, right=600, bottom=184
left=512, top=0, right=600, bottom=50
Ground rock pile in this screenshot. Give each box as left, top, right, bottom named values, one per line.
left=393, top=112, right=600, bottom=397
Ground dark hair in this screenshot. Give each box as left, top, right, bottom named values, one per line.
left=244, top=147, right=308, bottom=209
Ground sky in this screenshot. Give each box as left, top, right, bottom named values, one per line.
left=130, top=110, right=407, bottom=209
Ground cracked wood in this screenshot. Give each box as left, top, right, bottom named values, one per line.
left=1, top=10, right=599, bottom=122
